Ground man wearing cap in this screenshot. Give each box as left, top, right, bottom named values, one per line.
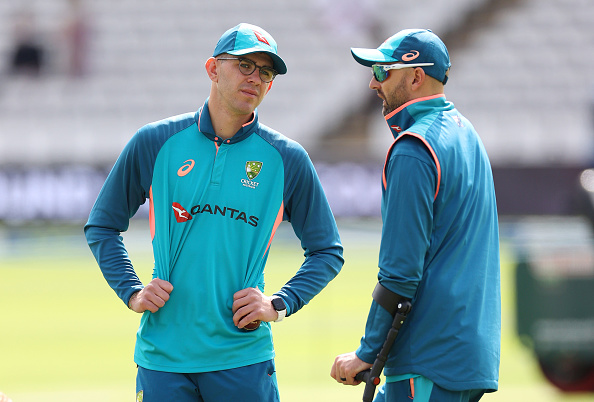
left=85, top=23, right=343, bottom=401
left=331, top=29, right=500, bottom=401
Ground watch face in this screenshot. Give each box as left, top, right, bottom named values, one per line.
left=272, top=297, right=285, bottom=311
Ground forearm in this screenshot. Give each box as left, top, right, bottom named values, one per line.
left=85, top=225, right=144, bottom=306
left=279, top=150, right=344, bottom=316
left=356, top=300, right=394, bottom=363
left=275, top=247, right=343, bottom=316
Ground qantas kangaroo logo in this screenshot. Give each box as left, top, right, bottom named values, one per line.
left=172, top=202, right=192, bottom=222
left=391, top=125, right=403, bottom=133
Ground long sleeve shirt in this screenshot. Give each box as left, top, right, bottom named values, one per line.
left=85, top=99, right=344, bottom=373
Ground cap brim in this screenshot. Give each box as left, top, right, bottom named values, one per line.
left=228, top=48, right=287, bottom=75
left=351, top=48, right=397, bottom=67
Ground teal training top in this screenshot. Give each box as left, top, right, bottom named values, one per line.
left=84, top=99, right=344, bottom=373
left=356, top=95, right=501, bottom=392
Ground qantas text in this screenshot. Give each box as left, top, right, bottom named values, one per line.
left=188, top=203, right=259, bottom=227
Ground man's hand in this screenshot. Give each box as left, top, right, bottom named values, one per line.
left=128, top=278, right=173, bottom=313
left=331, top=351, right=372, bottom=385
left=232, top=287, right=278, bottom=329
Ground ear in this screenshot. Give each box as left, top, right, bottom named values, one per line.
left=410, top=67, right=426, bottom=91
left=265, top=81, right=273, bottom=94
left=205, top=57, right=218, bottom=82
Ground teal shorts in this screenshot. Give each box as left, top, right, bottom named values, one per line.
left=373, top=375, right=485, bottom=402
left=135, top=359, right=279, bottom=402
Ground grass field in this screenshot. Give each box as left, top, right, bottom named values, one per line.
left=1, top=220, right=593, bottom=401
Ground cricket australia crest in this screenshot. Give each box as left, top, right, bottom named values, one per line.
left=242, top=161, right=262, bottom=189
left=245, top=161, right=262, bottom=180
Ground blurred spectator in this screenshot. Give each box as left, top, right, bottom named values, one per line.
left=8, top=8, right=45, bottom=76
left=0, top=391, right=12, bottom=402
left=62, top=0, right=90, bottom=77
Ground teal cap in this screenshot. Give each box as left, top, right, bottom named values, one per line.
left=213, top=23, right=287, bottom=75
left=351, top=29, right=450, bottom=84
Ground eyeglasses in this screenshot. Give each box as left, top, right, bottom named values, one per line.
left=217, top=57, right=278, bottom=83
left=371, top=62, right=434, bottom=82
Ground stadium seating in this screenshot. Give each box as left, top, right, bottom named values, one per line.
left=445, top=0, right=594, bottom=166
left=0, top=0, right=593, bottom=220
left=0, top=0, right=499, bottom=166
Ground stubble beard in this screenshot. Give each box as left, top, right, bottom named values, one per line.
left=382, top=75, right=410, bottom=116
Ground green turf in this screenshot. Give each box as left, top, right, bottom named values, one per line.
left=0, top=224, right=593, bottom=401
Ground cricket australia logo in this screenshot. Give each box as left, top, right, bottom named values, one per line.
left=242, top=161, right=262, bottom=189
left=246, top=161, right=262, bottom=179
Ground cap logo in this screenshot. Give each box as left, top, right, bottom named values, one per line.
left=253, top=30, right=270, bottom=46
left=401, top=50, right=420, bottom=61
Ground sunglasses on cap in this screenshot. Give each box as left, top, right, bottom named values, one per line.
left=371, top=62, right=435, bottom=82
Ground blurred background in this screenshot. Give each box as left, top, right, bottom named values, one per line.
left=1, top=0, right=594, bottom=400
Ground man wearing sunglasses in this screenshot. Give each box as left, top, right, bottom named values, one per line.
left=85, top=23, right=344, bottom=401
left=331, top=29, right=500, bottom=401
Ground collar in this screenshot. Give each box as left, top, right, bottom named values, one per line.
left=195, top=98, right=259, bottom=144
left=384, top=94, right=453, bottom=139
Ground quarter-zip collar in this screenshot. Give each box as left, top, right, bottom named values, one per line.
left=194, top=98, right=259, bottom=144
left=385, top=94, right=453, bottom=139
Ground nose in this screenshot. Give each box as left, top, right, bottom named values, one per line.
left=369, top=76, right=380, bottom=90
left=247, top=68, right=263, bottom=84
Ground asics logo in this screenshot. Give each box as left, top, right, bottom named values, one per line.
left=172, top=202, right=192, bottom=222
left=401, top=50, right=420, bottom=61
left=177, top=159, right=195, bottom=177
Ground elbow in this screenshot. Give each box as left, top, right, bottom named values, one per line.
left=84, top=224, right=120, bottom=247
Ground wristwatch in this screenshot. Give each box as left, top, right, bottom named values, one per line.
left=271, top=296, right=287, bottom=322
